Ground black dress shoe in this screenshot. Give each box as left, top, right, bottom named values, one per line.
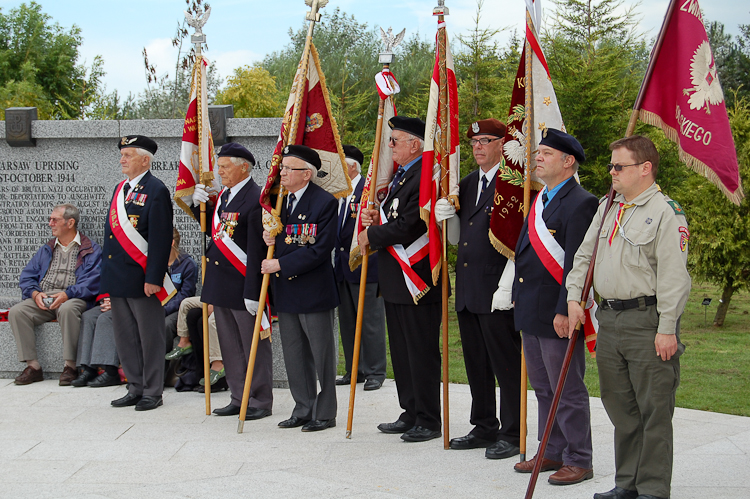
left=335, top=373, right=351, bottom=385
left=244, top=408, right=272, bottom=420
left=88, top=372, right=121, bottom=388
left=278, top=416, right=310, bottom=428
left=363, top=378, right=383, bottom=391
left=485, top=440, right=521, bottom=459
left=213, top=403, right=241, bottom=416
left=377, top=420, right=412, bottom=434
left=301, top=418, right=336, bottom=432
left=71, top=370, right=97, bottom=387
left=594, top=487, right=639, bottom=499
left=449, top=433, right=495, bottom=450
left=135, top=395, right=163, bottom=411
left=111, top=393, right=142, bottom=407
left=401, top=425, right=441, bottom=442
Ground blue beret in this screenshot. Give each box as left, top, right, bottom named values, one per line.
left=342, top=145, right=364, bottom=165
left=217, top=142, right=255, bottom=166
left=118, top=135, right=158, bottom=155
left=388, top=116, right=426, bottom=140
left=282, top=144, right=321, bottom=170
left=539, top=128, right=586, bottom=164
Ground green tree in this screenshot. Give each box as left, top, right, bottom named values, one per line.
left=707, top=19, right=750, bottom=107
left=543, top=0, right=648, bottom=196
left=0, top=1, right=105, bottom=119
left=130, top=64, right=220, bottom=119
left=678, top=94, right=750, bottom=326
left=215, top=64, right=284, bottom=118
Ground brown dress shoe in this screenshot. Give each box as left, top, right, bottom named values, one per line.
left=59, top=365, right=77, bottom=386
left=15, top=365, right=44, bottom=385
left=514, top=455, right=563, bottom=473
left=548, top=465, right=594, bottom=485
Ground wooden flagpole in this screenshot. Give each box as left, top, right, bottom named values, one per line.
left=346, top=30, right=402, bottom=437
left=237, top=0, right=324, bottom=433
left=434, top=0, right=451, bottom=450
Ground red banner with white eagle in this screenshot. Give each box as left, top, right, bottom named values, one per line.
left=637, top=0, right=743, bottom=204
left=260, top=42, right=351, bottom=236
left=420, top=19, right=460, bottom=285
left=174, top=56, right=220, bottom=218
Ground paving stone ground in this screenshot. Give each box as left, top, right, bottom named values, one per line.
left=1, top=378, right=748, bottom=499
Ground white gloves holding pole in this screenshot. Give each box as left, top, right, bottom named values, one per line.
left=192, top=183, right=210, bottom=206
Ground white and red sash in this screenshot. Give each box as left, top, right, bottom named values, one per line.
left=527, top=190, right=598, bottom=356
left=379, top=204, right=430, bottom=304
left=109, top=180, right=176, bottom=305
left=212, top=188, right=272, bottom=334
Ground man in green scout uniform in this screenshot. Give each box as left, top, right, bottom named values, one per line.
left=567, top=135, right=691, bottom=499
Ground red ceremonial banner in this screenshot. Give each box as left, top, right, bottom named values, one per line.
left=639, top=0, right=743, bottom=204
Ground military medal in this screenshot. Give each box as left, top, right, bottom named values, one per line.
left=388, top=198, right=400, bottom=219
left=221, top=212, right=239, bottom=238
left=128, top=215, right=139, bottom=228
left=285, top=235, right=292, bottom=245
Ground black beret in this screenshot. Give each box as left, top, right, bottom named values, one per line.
left=118, top=135, right=158, bottom=155
left=342, top=145, right=364, bottom=166
left=539, top=128, right=586, bottom=164
left=282, top=144, right=321, bottom=170
left=388, top=116, right=426, bottom=140
left=467, top=118, right=507, bottom=139
left=217, top=142, right=255, bottom=166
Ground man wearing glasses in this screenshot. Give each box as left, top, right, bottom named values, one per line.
left=512, top=128, right=598, bottom=484
left=9, top=203, right=101, bottom=386
left=358, top=116, right=445, bottom=443
left=433, top=118, right=522, bottom=459
left=567, top=135, right=691, bottom=499
left=262, top=144, right=339, bottom=432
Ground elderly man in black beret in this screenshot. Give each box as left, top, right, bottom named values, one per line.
left=261, top=144, right=339, bottom=432
left=101, top=135, right=173, bottom=411
left=334, top=145, right=387, bottom=391
left=434, top=118, right=523, bottom=459
left=511, top=128, right=598, bottom=484
left=358, top=116, right=445, bottom=443
left=190, top=142, right=273, bottom=420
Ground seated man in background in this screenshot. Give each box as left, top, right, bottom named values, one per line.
left=9, top=203, right=101, bottom=386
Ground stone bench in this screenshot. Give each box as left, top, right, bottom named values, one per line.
left=0, top=295, right=290, bottom=387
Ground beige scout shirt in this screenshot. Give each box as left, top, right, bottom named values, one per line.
left=566, top=182, right=691, bottom=336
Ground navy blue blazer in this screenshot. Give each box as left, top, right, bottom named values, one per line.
left=455, top=169, right=512, bottom=315
left=271, top=181, right=339, bottom=314
left=512, top=178, right=597, bottom=338
left=367, top=159, right=445, bottom=305
left=334, top=175, right=379, bottom=284
left=199, top=179, right=265, bottom=311
left=101, top=171, right=173, bottom=298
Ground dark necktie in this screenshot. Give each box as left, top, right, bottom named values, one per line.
left=287, top=192, right=296, bottom=214
left=478, top=175, right=488, bottom=205
left=390, top=166, right=405, bottom=191
left=542, top=191, right=549, bottom=206
left=221, top=189, right=230, bottom=206
left=123, top=182, right=131, bottom=198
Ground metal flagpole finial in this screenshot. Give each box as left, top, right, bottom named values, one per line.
left=185, top=5, right=211, bottom=46
left=305, top=0, right=329, bottom=23
left=379, top=27, right=405, bottom=64
left=433, top=0, right=449, bottom=16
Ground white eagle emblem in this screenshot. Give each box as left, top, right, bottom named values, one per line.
left=472, top=122, right=480, bottom=134
left=503, top=121, right=528, bottom=168
left=684, top=40, right=724, bottom=115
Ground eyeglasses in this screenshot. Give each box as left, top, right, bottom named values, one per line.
left=280, top=165, right=309, bottom=172
left=469, top=137, right=502, bottom=147
left=607, top=162, right=643, bottom=172
left=49, top=217, right=65, bottom=223
left=389, top=137, right=415, bottom=145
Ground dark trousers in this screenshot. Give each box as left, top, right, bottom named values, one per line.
left=337, top=280, right=386, bottom=381
left=384, top=300, right=442, bottom=432
left=214, top=306, right=273, bottom=410
left=596, top=305, right=681, bottom=498
left=523, top=332, right=593, bottom=469
left=111, top=296, right=166, bottom=397
left=278, top=309, right=337, bottom=421
left=457, top=310, right=521, bottom=444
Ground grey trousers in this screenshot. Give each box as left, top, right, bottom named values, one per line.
left=596, top=305, right=681, bottom=498
left=9, top=297, right=87, bottom=362
left=77, top=307, right=119, bottom=368
left=337, top=280, right=386, bottom=381
left=523, top=332, right=593, bottom=469
left=111, top=296, right=166, bottom=397
left=214, top=306, right=273, bottom=410
left=278, top=309, right=337, bottom=421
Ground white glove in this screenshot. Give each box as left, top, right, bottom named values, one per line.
left=192, top=183, right=209, bottom=205
left=244, top=299, right=259, bottom=315
left=434, top=198, right=456, bottom=222
left=491, top=260, right=515, bottom=311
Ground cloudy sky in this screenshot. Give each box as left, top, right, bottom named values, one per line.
left=2, top=0, right=748, bottom=98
